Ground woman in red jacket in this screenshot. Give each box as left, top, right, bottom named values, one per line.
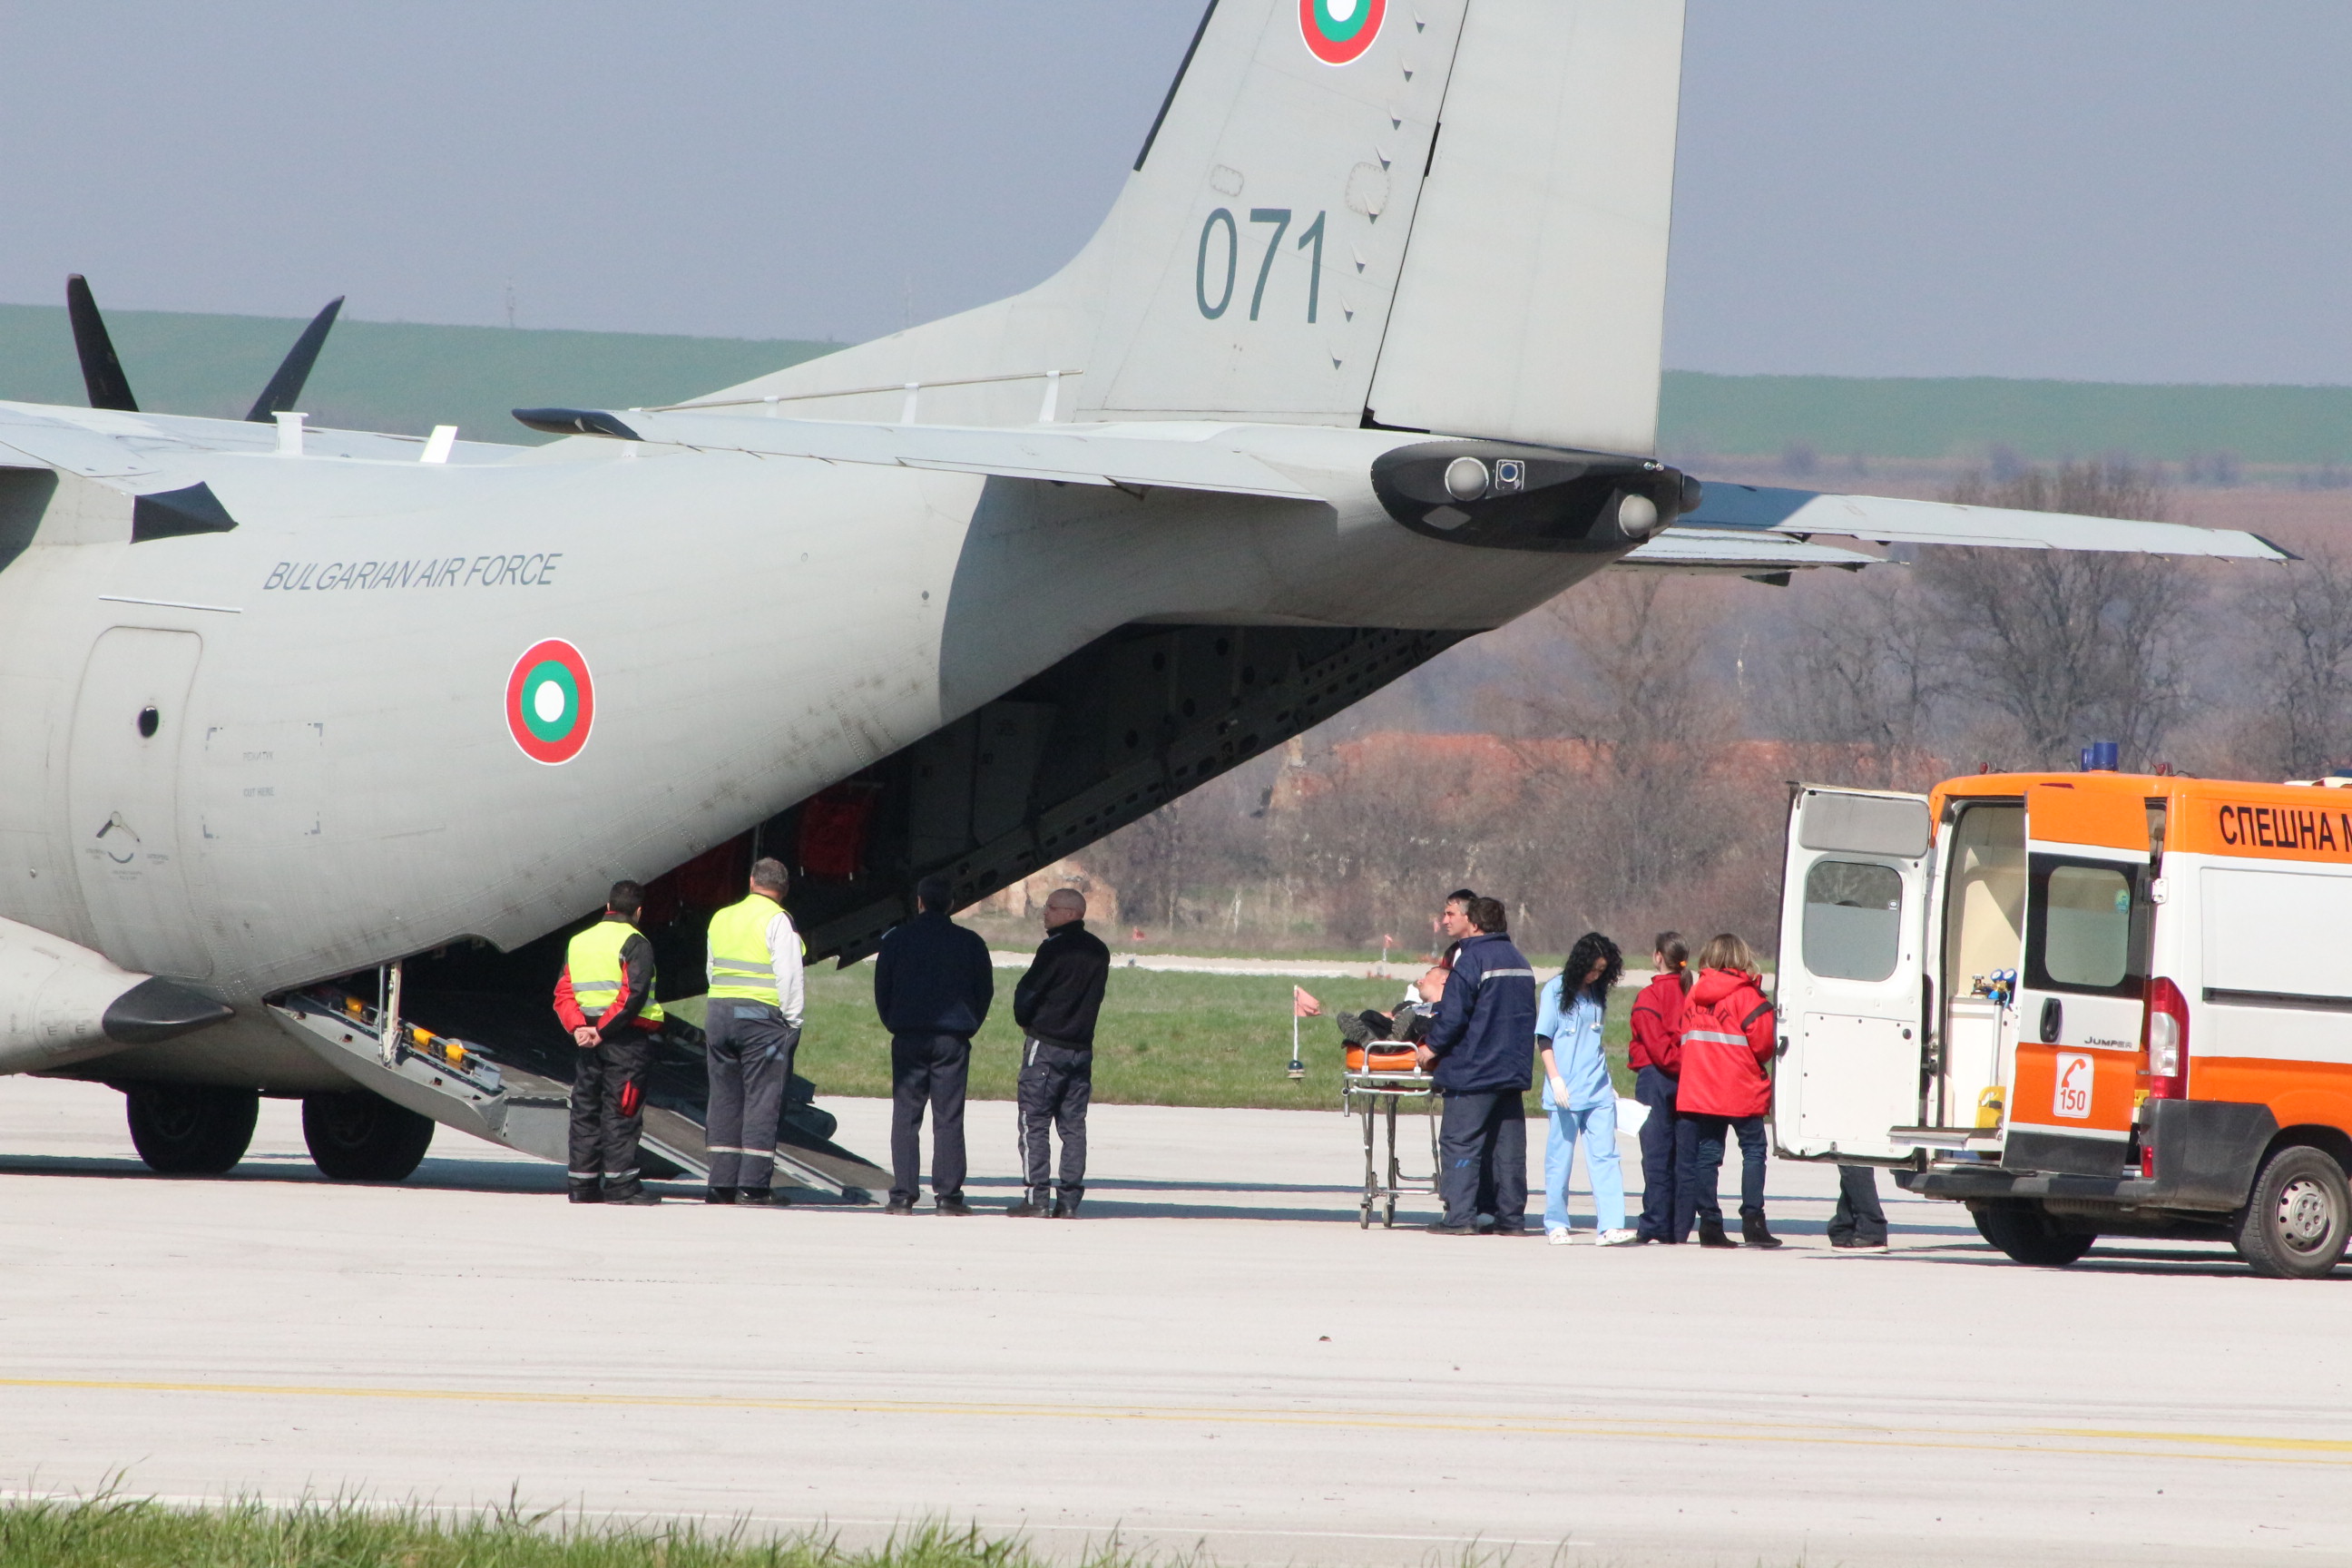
left=1627, top=933, right=1690, bottom=1243
left=1672, top=934, right=1782, bottom=1250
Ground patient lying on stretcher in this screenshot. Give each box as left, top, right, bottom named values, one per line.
left=1335, top=965, right=1449, bottom=1048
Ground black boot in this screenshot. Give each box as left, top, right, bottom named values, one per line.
left=705, top=1186, right=738, bottom=1204
left=1005, top=1190, right=1053, bottom=1217
left=1741, top=1207, right=1784, bottom=1249
left=1697, top=1216, right=1738, bottom=1248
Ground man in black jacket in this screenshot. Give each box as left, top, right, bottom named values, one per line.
left=872, top=875, right=995, bottom=1216
left=1007, top=887, right=1111, bottom=1218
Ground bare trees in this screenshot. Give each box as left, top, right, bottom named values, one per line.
left=1916, top=461, right=2194, bottom=769
left=1767, top=568, right=1944, bottom=789
left=1109, top=795, right=1189, bottom=931
left=2230, top=534, right=2352, bottom=779
left=1771, top=462, right=2224, bottom=775
left=1269, top=738, right=1496, bottom=946
left=1483, top=575, right=1778, bottom=946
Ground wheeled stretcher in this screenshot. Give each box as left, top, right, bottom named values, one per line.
left=1342, top=1054, right=1439, bottom=1230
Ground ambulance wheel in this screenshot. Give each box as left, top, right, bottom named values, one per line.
left=1972, top=1200, right=2095, bottom=1268
left=302, top=1090, right=435, bottom=1182
left=2231, top=1145, right=2351, bottom=1279
left=125, top=1084, right=259, bottom=1175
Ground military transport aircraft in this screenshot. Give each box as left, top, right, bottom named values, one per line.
left=0, top=0, right=2284, bottom=1188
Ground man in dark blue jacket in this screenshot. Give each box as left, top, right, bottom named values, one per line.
left=1416, top=896, right=1538, bottom=1235
left=873, top=875, right=995, bottom=1215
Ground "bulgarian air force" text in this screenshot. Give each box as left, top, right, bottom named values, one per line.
left=261, top=554, right=563, bottom=592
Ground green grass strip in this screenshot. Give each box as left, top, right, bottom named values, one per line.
left=680, top=967, right=1636, bottom=1111
left=0, top=1493, right=1147, bottom=1568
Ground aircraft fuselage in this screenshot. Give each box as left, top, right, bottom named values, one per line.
left=0, top=407, right=1602, bottom=1017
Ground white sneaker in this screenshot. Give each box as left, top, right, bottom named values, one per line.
left=1546, top=1227, right=1573, bottom=1246
left=1597, top=1228, right=1641, bottom=1247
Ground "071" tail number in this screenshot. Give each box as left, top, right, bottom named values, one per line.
left=1198, top=208, right=1328, bottom=323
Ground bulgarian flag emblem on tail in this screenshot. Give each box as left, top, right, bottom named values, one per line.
left=1300, top=0, right=1385, bottom=65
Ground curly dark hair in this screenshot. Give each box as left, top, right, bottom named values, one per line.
left=1563, top=932, right=1623, bottom=1007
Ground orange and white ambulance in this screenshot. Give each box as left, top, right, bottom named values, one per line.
left=1773, top=770, right=2352, bottom=1278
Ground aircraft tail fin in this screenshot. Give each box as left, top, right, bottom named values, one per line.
left=697, top=1, right=1685, bottom=453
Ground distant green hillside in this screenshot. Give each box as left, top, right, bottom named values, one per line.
left=6, top=299, right=2349, bottom=465
left=0, top=302, right=840, bottom=444
left=1660, top=371, right=2352, bottom=466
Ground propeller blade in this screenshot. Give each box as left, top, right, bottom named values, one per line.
left=64, top=274, right=138, bottom=412
left=244, top=296, right=344, bottom=423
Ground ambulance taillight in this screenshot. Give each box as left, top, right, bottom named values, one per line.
left=2143, top=975, right=2190, bottom=1101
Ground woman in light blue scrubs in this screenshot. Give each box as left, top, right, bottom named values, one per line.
left=1535, top=932, right=1634, bottom=1246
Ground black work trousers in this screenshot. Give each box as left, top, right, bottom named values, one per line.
left=569, top=1031, right=652, bottom=1198
left=1634, top=1066, right=1681, bottom=1242
left=1016, top=1036, right=1092, bottom=1206
left=705, top=998, right=798, bottom=1192
left=890, top=1032, right=971, bottom=1205
left=1438, top=1089, right=1529, bottom=1230
left=1675, top=1112, right=1768, bottom=1237
left=1830, top=1163, right=1888, bottom=1245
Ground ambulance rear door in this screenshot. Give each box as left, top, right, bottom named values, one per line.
left=2004, top=781, right=2155, bottom=1178
left=1772, top=785, right=1935, bottom=1162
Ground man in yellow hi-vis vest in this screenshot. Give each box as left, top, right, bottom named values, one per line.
left=702, top=856, right=805, bottom=1204
left=553, top=879, right=665, bottom=1205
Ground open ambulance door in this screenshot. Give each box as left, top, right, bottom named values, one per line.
left=1772, top=785, right=1935, bottom=1162
left=2001, top=781, right=2155, bottom=1178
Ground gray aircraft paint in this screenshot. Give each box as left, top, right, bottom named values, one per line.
left=0, top=0, right=2286, bottom=1106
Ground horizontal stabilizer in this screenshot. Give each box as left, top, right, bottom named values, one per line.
left=1612, top=527, right=1882, bottom=577
left=1684, top=483, right=2290, bottom=561
left=514, top=408, right=1320, bottom=501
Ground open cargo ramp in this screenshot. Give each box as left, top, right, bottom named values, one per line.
left=268, top=984, right=884, bottom=1197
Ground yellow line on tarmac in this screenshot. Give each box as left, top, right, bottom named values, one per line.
left=2047, top=1427, right=2352, bottom=1454
left=3, top=1377, right=2347, bottom=1468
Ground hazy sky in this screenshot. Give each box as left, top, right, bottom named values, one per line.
left=5, top=3, right=2349, bottom=383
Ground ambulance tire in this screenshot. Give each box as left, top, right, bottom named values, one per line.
left=2230, top=1145, right=2351, bottom=1280
left=302, top=1090, right=436, bottom=1182
left=125, top=1083, right=260, bottom=1176
left=1972, top=1200, right=2095, bottom=1268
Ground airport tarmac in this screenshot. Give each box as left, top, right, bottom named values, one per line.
left=3, top=1074, right=2348, bottom=1568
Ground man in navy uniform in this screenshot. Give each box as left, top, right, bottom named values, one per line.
left=1417, top=896, right=1538, bottom=1236
left=872, top=874, right=995, bottom=1216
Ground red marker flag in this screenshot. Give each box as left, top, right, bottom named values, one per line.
left=1293, top=986, right=1323, bottom=1017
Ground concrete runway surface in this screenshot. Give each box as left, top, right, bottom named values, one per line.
left=3, top=1076, right=2348, bottom=1568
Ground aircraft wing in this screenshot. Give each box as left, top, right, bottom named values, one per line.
left=1612, top=527, right=1882, bottom=578
left=514, top=407, right=1321, bottom=501
left=1683, top=482, right=2292, bottom=561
